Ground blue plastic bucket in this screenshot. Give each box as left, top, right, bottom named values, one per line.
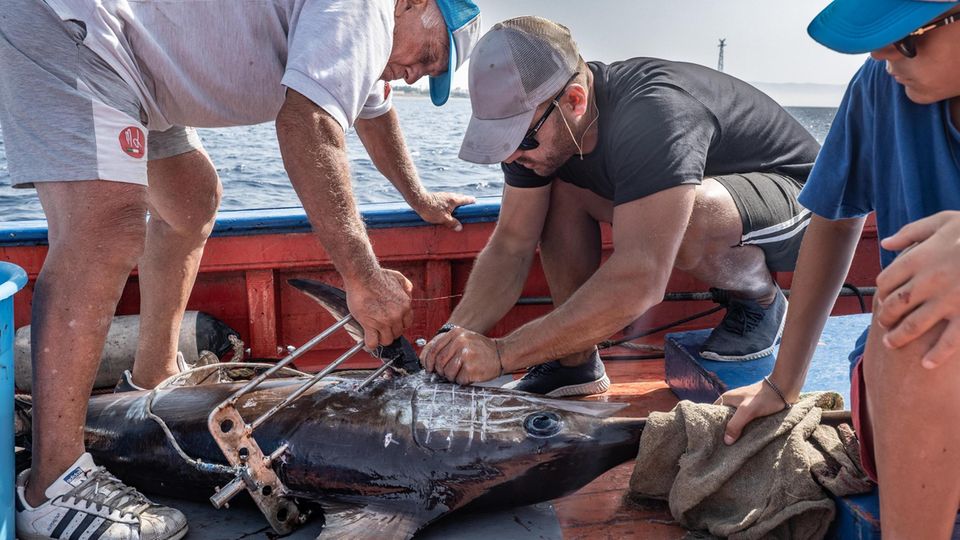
left=0, top=262, right=27, bottom=540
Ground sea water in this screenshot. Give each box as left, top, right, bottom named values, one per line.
left=0, top=97, right=836, bottom=223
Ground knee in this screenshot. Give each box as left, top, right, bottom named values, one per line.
left=689, top=183, right=735, bottom=239
left=169, top=179, right=221, bottom=238
left=673, top=240, right=700, bottom=271
left=150, top=157, right=222, bottom=238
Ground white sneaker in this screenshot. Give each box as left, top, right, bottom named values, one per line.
left=16, top=453, right=188, bottom=540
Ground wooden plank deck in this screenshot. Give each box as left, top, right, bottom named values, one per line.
left=552, top=358, right=687, bottom=539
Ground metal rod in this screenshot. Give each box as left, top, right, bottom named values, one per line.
left=249, top=341, right=364, bottom=432
left=224, top=316, right=354, bottom=405
left=265, top=443, right=289, bottom=466
left=356, top=359, right=395, bottom=391
left=210, top=476, right=246, bottom=509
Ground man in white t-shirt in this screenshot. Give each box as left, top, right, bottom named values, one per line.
left=0, top=1, right=480, bottom=538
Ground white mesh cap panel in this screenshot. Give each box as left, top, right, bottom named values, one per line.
left=495, top=17, right=580, bottom=103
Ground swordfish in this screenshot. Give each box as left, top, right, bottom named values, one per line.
left=77, top=280, right=646, bottom=539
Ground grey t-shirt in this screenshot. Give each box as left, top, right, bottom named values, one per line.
left=503, top=58, right=821, bottom=205
left=44, top=0, right=395, bottom=132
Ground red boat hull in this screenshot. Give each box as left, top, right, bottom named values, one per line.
left=0, top=199, right=881, bottom=371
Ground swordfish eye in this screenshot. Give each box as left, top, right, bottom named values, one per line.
left=523, top=411, right=563, bottom=439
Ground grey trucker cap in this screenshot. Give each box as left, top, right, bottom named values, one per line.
left=458, top=17, right=580, bottom=164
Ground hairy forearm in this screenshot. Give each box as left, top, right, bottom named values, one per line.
left=500, top=253, right=667, bottom=370
left=449, top=241, right=537, bottom=333
left=773, top=214, right=866, bottom=398
left=355, top=108, right=425, bottom=205
left=276, top=97, right=379, bottom=284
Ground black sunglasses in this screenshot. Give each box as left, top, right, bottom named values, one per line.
left=893, top=12, right=957, bottom=58
left=517, top=72, right=580, bottom=152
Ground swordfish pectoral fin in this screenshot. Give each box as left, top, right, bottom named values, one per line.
left=288, top=278, right=366, bottom=344
left=316, top=501, right=434, bottom=540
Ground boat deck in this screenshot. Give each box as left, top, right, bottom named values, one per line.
left=554, top=358, right=683, bottom=539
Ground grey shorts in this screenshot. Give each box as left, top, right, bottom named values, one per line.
left=714, top=172, right=810, bottom=272
left=0, top=0, right=203, bottom=188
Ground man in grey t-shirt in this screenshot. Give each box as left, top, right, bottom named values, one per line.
left=0, top=1, right=479, bottom=538
left=422, top=17, right=819, bottom=396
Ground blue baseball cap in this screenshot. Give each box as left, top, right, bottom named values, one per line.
left=808, top=0, right=957, bottom=53
left=430, top=0, right=481, bottom=106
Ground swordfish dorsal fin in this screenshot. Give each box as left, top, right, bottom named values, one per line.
left=316, top=501, right=432, bottom=540
left=288, top=278, right=422, bottom=374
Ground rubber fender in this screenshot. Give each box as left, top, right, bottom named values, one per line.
left=13, top=311, right=240, bottom=391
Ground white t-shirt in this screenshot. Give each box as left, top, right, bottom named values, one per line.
left=44, top=0, right=395, bottom=131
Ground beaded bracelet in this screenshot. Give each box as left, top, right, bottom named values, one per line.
left=762, top=375, right=792, bottom=409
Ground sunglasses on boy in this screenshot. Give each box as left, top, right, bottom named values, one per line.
left=516, top=72, right=580, bottom=152
left=893, top=12, right=957, bottom=58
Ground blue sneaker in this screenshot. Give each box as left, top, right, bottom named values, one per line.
left=699, top=288, right=788, bottom=361
left=501, top=351, right=610, bottom=397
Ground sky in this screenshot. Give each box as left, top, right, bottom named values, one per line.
left=439, top=0, right=871, bottom=107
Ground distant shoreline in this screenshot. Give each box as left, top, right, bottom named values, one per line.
left=391, top=92, right=838, bottom=109
left=392, top=81, right=846, bottom=109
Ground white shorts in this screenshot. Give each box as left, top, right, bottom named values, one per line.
left=0, top=0, right=203, bottom=188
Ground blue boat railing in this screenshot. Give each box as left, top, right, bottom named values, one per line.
left=0, top=196, right=503, bottom=246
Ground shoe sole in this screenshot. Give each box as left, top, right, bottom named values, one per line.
left=18, top=524, right=188, bottom=540
left=699, top=344, right=777, bottom=362
left=700, top=298, right=788, bottom=362
left=543, top=374, right=611, bottom=397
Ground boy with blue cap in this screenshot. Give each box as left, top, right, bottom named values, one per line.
left=0, top=0, right=479, bottom=538
left=720, top=1, right=960, bottom=537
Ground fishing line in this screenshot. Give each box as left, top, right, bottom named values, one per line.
left=412, top=293, right=463, bottom=302
left=143, top=362, right=310, bottom=474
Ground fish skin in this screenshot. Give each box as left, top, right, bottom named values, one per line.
left=77, top=279, right=644, bottom=538
left=81, top=371, right=644, bottom=539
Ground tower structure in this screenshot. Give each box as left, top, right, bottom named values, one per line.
left=717, top=38, right=726, bottom=72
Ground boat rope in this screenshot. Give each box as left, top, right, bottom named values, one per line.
left=598, top=306, right=724, bottom=350
left=143, top=362, right=311, bottom=475
left=598, top=283, right=874, bottom=351
left=227, top=333, right=246, bottom=363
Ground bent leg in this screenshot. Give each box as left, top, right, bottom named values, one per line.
left=539, top=181, right=610, bottom=366
left=862, top=312, right=960, bottom=539
left=28, top=181, right=147, bottom=505
left=132, top=148, right=221, bottom=387
left=674, top=178, right=778, bottom=304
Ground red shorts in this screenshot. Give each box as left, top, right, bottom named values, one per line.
left=850, top=355, right=879, bottom=483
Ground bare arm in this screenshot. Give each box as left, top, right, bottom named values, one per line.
left=447, top=184, right=553, bottom=333
left=276, top=90, right=412, bottom=348
left=355, top=108, right=474, bottom=230
left=771, top=215, right=867, bottom=396
left=721, top=214, right=866, bottom=442
left=498, top=185, right=696, bottom=370
left=423, top=185, right=699, bottom=383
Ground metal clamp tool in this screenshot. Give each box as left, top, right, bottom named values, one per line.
left=206, top=315, right=364, bottom=534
